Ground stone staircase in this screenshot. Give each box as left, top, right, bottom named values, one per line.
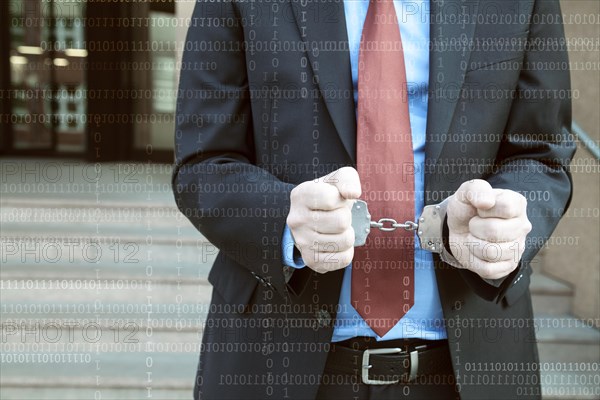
left=1, top=160, right=204, bottom=399
left=1, top=159, right=598, bottom=399
left=529, top=259, right=600, bottom=399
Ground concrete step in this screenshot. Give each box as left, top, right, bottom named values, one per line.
left=0, top=348, right=197, bottom=390
left=536, top=314, right=600, bottom=364
left=0, top=201, right=202, bottom=240
left=535, top=315, right=600, bottom=344
left=0, top=279, right=212, bottom=331
left=1, top=326, right=203, bottom=348
left=0, top=279, right=211, bottom=304
left=530, top=273, right=574, bottom=315
left=541, top=370, right=600, bottom=399
left=1, top=316, right=205, bottom=333
left=2, top=158, right=595, bottom=400
left=0, top=239, right=215, bottom=281
left=0, top=160, right=176, bottom=206
left=533, top=312, right=599, bottom=399
left=2, top=323, right=596, bottom=397
left=0, top=197, right=176, bottom=210
left=0, top=222, right=201, bottom=244
left=0, top=388, right=191, bottom=400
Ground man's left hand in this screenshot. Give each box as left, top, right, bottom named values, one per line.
left=446, top=179, right=532, bottom=280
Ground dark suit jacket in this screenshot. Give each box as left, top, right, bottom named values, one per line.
left=172, top=0, right=576, bottom=398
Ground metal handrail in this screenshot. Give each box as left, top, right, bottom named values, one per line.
left=572, top=122, right=600, bottom=160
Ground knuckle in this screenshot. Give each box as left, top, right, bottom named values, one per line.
left=508, top=203, right=521, bottom=217
left=319, top=192, right=337, bottom=210
left=296, top=242, right=309, bottom=256
left=321, top=239, right=338, bottom=253
left=342, top=206, right=352, bottom=221
left=486, top=271, right=502, bottom=280
left=488, top=226, right=501, bottom=241
left=517, top=192, right=528, bottom=207
left=312, top=263, right=327, bottom=274
left=296, top=240, right=308, bottom=252
left=329, top=210, right=348, bottom=233
left=325, top=253, right=340, bottom=268
left=310, top=210, right=322, bottom=224
left=479, top=265, right=494, bottom=279
left=342, top=229, right=355, bottom=249
left=479, top=247, right=492, bottom=262
left=471, top=258, right=490, bottom=277
left=313, top=237, right=327, bottom=250
left=338, top=250, right=353, bottom=267
left=306, top=235, right=318, bottom=247
left=312, top=251, right=324, bottom=265
left=286, top=213, right=300, bottom=228
left=448, top=194, right=458, bottom=206
left=336, top=209, right=352, bottom=229
left=338, top=166, right=356, bottom=180
left=290, top=186, right=299, bottom=200
left=523, top=219, right=533, bottom=234
left=330, top=260, right=344, bottom=271
left=302, top=249, right=314, bottom=264
left=494, top=201, right=511, bottom=217
left=290, top=182, right=307, bottom=199
left=481, top=221, right=500, bottom=241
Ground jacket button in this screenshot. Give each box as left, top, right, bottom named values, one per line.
left=251, top=272, right=268, bottom=286
left=513, top=273, right=523, bottom=285
left=315, top=309, right=332, bottom=328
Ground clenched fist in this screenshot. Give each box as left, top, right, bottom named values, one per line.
left=286, top=167, right=362, bottom=273
left=447, top=179, right=532, bottom=280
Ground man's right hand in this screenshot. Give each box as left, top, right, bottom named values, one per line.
left=286, top=167, right=362, bottom=273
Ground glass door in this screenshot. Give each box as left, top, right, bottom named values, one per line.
left=132, top=2, right=177, bottom=159
left=6, top=0, right=87, bottom=154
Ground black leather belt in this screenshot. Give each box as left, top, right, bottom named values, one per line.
left=326, top=338, right=451, bottom=385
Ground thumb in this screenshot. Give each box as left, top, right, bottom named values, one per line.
left=322, top=167, right=362, bottom=200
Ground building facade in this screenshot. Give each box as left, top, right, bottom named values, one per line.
left=1, top=0, right=177, bottom=162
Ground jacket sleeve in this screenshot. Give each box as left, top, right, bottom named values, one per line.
left=458, top=0, right=576, bottom=304
left=171, top=0, right=294, bottom=301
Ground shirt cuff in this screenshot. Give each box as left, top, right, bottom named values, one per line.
left=282, top=225, right=306, bottom=269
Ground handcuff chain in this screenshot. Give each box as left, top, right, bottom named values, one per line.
left=370, top=219, right=418, bottom=232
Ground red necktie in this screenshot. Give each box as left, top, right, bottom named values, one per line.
left=351, top=0, right=415, bottom=337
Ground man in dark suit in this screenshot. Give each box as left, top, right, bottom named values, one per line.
left=172, top=0, right=575, bottom=398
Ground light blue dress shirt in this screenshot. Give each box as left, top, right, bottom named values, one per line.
left=283, top=0, right=447, bottom=342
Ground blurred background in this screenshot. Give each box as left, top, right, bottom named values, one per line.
left=0, top=0, right=598, bottom=398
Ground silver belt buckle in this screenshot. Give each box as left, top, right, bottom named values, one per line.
left=361, top=347, right=422, bottom=385
left=362, top=348, right=402, bottom=385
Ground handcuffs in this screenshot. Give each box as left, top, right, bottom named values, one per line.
left=351, top=198, right=462, bottom=268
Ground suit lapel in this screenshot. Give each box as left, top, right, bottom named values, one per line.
left=425, top=0, right=480, bottom=167
left=290, top=0, right=480, bottom=169
left=291, top=0, right=357, bottom=162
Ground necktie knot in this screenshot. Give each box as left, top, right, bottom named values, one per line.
left=368, top=0, right=399, bottom=24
